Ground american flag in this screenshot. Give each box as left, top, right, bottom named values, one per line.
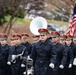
left=67, top=4, right=76, bottom=36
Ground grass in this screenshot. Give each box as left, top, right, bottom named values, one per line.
left=4, top=15, right=69, bottom=27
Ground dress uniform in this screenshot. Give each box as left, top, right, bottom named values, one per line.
left=50, top=31, right=68, bottom=75
left=7, top=37, right=16, bottom=75
left=0, top=33, right=11, bottom=75
left=31, top=35, right=40, bottom=67
left=31, top=28, right=57, bottom=75
left=10, top=33, right=28, bottom=75
left=72, top=35, right=76, bottom=75
left=7, top=37, right=16, bottom=64
left=21, top=33, right=32, bottom=55
left=65, top=35, right=74, bottom=75
left=21, top=33, right=32, bottom=74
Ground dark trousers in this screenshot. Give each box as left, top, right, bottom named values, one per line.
left=5, top=65, right=12, bottom=75
left=11, top=63, right=21, bottom=75
left=64, top=67, right=73, bottom=75
left=73, top=65, right=76, bottom=75
left=0, top=68, right=5, bottom=75
left=18, top=67, right=26, bottom=75
left=58, top=68, right=65, bottom=75
left=51, top=65, right=65, bottom=75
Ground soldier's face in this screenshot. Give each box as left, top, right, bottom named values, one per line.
left=59, top=39, right=66, bottom=45
left=14, top=37, right=21, bottom=46
left=51, top=37, right=59, bottom=43
left=66, top=39, right=72, bottom=45
left=0, top=39, right=7, bottom=46
left=73, top=40, right=76, bottom=45
left=11, top=40, right=16, bottom=46
left=33, top=38, right=39, bottom=43
left=21, top=36, right=28, bottom=43
left=40, top=34, right=48, bottom=42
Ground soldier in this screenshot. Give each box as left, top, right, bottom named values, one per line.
left=72, top=35, right=76, bottom=75
left=65, top=35, right=73, bottom=75
left=21, top=33, right=32, bottom=74
left=31, top=35, right=40, bottom=68
left=31, top=28, right=57, bottom=75
left=10, top=33, right=28, bottom=75
left=0, top=33, right=11, bottom=75
left=7, top=37, right=16, bottom=66
left=21, top=33, right=32, bottom=55
left=50, top=31, right=68, bottom=75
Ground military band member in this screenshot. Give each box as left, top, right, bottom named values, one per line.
left=0, top=33, right=11, bottom=75
left=65, top=35, right=73, bottom=75
left=10, top=33, right=28, bottom=75
left=72, top=35, right=76, bottom=75
left=21, top=33, right=32, bottom=55
left=7, top=37, right=16, bottom=66
left=31, top=28, right=57, bottom=75
left=50, top=31, right=68, bottom=75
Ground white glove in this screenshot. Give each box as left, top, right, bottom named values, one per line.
left=59, top=65, right=64, bottom=69
left=23, top=72, right=26, bottom=75
left=7, top=61, right=11, bottom=65
left=21, top=64, right=25, bottom=68
left=68, top=64, right=72, bottom=68
left=73, top=58, right=76, bottom=65
left=12, top=55, right=16, bottom=60
left=49, top=63, right=55, bottom=69
left=27, top=56, right=32, bottom=60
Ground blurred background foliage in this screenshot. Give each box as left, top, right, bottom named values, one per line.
left=0, top=0, right=75, bottom=25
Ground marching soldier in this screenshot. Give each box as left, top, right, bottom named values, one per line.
left=31, top=28, right=57, bottom=75
left=21, top=33, right=32, bottom=55
left=65, top=35, right=73, bottom=75
left=72, top=35, right=76, bottom=75
left=0, top=33, right=11, bottom=75
left=10, top=33, right=28, bottom=75
left=50, top=31, right=68, bottom=75
left=7, top=37, right=16, bottom=66
left=31, top=35, right=40, bottom=68
left=21, top=33, right=32, bottom=75
left=7, top=37, right=16, bottom=75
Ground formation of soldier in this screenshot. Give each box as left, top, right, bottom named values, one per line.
left=0, top=28, right=76, bottom=75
